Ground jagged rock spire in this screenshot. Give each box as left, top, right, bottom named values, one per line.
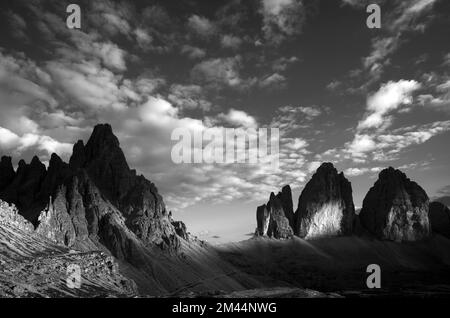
left=256, top=188, right=294, bottom=239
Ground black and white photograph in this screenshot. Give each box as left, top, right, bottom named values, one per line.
left=0, top=0, right=450, bottom=306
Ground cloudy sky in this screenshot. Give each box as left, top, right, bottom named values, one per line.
left=0, top=0, right=449, bottom=243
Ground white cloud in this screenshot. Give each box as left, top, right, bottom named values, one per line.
left=187, top=15, right=216, bottom=37
left=260, top=0, right=305, bottom=44
left=270, top=105, right=323, bottom=138
left=181, top=45, right=206, bottom=59
left=361, top=0, right=437, bottom=76
left=168, top=84, right=212, bottom=111
left=347, top=134, right=377, bottom=157
left=418, top=75, right=450, bottom=112
left=134, top=28, right=153, bottom=49
left=0, top=126, right=72, bottom=157
left=259, top=73, right=287, bottom=89
left=344, top=167, right=382, bottom=177
left=216, top=109, right=258, bottom=128
left=74, top=39, right=127, bottom=72
left=272, top=56, right=299, bottom=72
left=345, top=121, right=450, bottom=161
left=358, top=80, right=421, bottom=131
left=221, top=35, right=243, bottom=49
left=191, top=57, right=254, bottom=90
left=307, top=161, right=322, bottom=173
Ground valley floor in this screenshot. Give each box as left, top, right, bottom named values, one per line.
left=214, top=235, right=450, bottom=297
left=3, top=218, right=450, bottom=298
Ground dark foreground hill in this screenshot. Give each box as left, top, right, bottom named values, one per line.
left=216, top=235, right=450, bottom=297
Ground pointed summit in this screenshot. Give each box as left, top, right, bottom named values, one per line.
left=85, top=123, right=121, bottom=155
left=68, top=124, right=133, bottom=202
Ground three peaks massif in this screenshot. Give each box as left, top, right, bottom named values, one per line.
left=1, top=124, right=450, bottom=298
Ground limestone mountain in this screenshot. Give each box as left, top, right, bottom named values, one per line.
left=0, top=124, right=188, bottom=259
left=294, top=163, right=355, bottom=239
left=255, top=186, right=294, bottom=239
left=256, top=163, right=355, bottom=239
left=359, top=167, right=430, bottom=242
left=429, top=201, right=450, bottom=238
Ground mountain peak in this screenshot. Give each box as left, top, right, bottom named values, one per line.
left=315, top=162, right=336, bottom=174
left=295, top=162, right=354, bottom=238
left=87, top=123, right=119, bottom=149
left=379, top=166, right=404, bottom=179
left=360, top=168, right=430, bottom=241
left=0, top=123, right=188, bottom=260
left=30, top=155, right=43, bottom=167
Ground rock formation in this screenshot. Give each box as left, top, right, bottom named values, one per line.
left=359, top=167, right=430, bottom=242
left=0, top=124, right=189, bottom=262
left=0, top=198, right=138, bottom=297
left=294, top=163, right=355, bottom=239
left=0, top=200, right=33, bottom=232
left=0, top=157, right=15, bottom=192
left=256, top=205, right=270, bottom=236
left=0, top=157, right=47, bottom=221
left=429, top=202, right=450, bottom=238
left=435, top=196, right=450, bottom=207
left=256, top=187, right=294, bottom=239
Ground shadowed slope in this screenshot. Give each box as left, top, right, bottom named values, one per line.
left=216, top=235, right=450, bottom=296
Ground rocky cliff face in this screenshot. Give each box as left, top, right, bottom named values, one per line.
left=359, top=167, right=430, bottom=242
left=0, top=199, right=138, bottom=297
left=429, top=202, right=450, bottom=238
left=256, top=187, right=294, bottom=239
left=0, top=157, right=47, bottom=222
left=294, top=163, right=355, bottom=239
left=0, top=124, right=188, bottom=262
left=0, top=200, right=33, bottom=232
left=0, top=157, right=15, bottom=192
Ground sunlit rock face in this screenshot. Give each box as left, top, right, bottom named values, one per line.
left=359, top=167, right=430, bottom=242
left=279, top=185, right=294, bottom=228
left=0, top=200, right=33, bottom=232
left=294, top=163, right=355, bottom=239
left=267, top=193, right=294, bottom=239
left=256, top=204, right=270, bottom=236
left=428, top=202, right=450, bottom=238
left=297, top=202, right=345, bottom=239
